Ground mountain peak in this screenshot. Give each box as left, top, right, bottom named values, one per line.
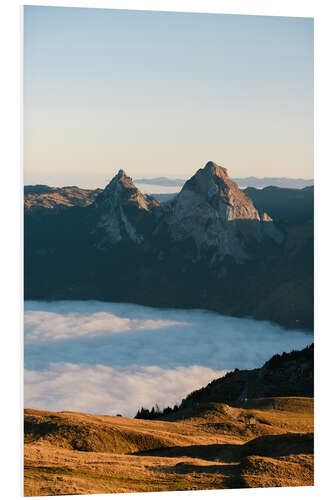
left=165, top=161, right=282, bottom=261
left=114, top=169, right=136, bottom=189
left=93, top=170, right=159, bottom=246
left=203, top=161, right=228, bottom=177
left=183, top=161, right=257, bottom=214
left=96, top=170, right=159, bottom=212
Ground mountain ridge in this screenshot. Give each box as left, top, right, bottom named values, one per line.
left=24, top=161, right=313, bottom=330
left=24, top=185, right=102, bottom=213
left=93, top=170, right=160, bottom=246
left=88, top=162, right=283, bottom=260
left=134, top=175, right=314, bottom=189
left=161, top=162, right=282, bottom=262
left=135, top=344, right=314, bottom=421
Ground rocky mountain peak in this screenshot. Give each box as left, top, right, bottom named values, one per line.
left=91, top=162, right=282, bottom=256
left=95, top=170, right=159, bottom=212
left=176, top=161, right=269, bottom=222
left=93, top=170, right=159, bottom=247
left=165, top=161, right=283, bottom=261
left=184, top=161, right=260, bottom=216
left=114, top=169, right=136, bottom=189
left=203, top=160, right=228, bottom=176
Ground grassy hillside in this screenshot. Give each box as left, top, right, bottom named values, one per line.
left=24, top=396, right=313, bottom=496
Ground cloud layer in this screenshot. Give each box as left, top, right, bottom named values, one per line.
left=25, top=363, right=226, bottom=417
left=24, top=300, right=313, bottom=416
left=25, top=310, right=187, bottom=342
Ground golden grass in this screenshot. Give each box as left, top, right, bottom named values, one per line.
left=24, top=397, right=314, bottom=496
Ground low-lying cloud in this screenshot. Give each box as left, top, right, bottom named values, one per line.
left=24, top=300, right=313, bottom=416
left=25, top=363, right=226, bottom=417
left=25, top=310, right=187, bottom=342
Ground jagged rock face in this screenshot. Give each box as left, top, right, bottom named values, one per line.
left=92, top=163, right=283, bottom=257
left=94, top=170, right=159, bottom=246
left=165, top=162, right=283, bottom=261
left=183, top=162, right=263, bottom=221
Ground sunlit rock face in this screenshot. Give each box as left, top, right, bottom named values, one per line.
left=93, top=169, right=160, bottom=246
left=24, top=162, right=312, bottom=329
left=91, top=162, right=283, bottom=259
left=164, top=161, right=283, bottom=262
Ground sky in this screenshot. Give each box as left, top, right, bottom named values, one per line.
left=24, top=6, right=313, bottom=188
left=25, top=300, right=312, bottom=416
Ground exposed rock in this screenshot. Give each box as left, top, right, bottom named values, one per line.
left=24, top=162, right=313, bottom=329
left=93, top=170, right=160, bottom=246
left=165, top=161, right=283, bottom=261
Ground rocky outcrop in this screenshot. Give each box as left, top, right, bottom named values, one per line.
left=93, top=170, right=160, bottom=246
left=164, top=162, right=283, bottom=262
left=25, top=164, right=283, bottom=259
left=91, top=162, right=283, bottom=260
left=24, top=161, right=313, bottom=329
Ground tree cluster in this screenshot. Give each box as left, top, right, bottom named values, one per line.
left=134, top=403, right=179, bottom=420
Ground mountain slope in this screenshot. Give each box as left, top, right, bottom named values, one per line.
left=24, top=397, right=313, bottom=495
left=163, top=162, right=282, bottom=262
left=135, top=344, right=314, bottom=421
left=244, top=185, right=314, bottom=224
left=24, top=185, right=102, bottom=214
left=93, top=170, right=160, bottom=247
left=134, top=176, right=314, bottom=189
left=180, top=344, right=314, bottom=410
left=24, top=161, right=313, bottom=329
left=24, top=343, right=314, bottom=495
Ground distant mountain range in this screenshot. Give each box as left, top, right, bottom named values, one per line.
left=24, top=161, right=313, bottom=329
left=151, top=185, right=314, bottom=224
left=135, top=176, right=314, bottom=189
left=243, top=186, right=314, bottom=224
left=25, top=183, right=314, bottom=225
left=135, top=177, right=186, bottom=186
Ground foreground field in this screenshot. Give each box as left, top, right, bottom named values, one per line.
left=24, top=397, right=313, bottom=496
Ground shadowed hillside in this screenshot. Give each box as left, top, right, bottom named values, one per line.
left=244, top=185, right=313, bottom=224
left=135, top=344, right=313, bottom=420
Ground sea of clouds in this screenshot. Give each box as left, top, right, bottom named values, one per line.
left=136, top=183, right=182, bottom=194
left=24, top=300, right=313, bottom=417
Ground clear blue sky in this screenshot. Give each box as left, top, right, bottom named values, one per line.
left=24, top=6, right=313, bottom=188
